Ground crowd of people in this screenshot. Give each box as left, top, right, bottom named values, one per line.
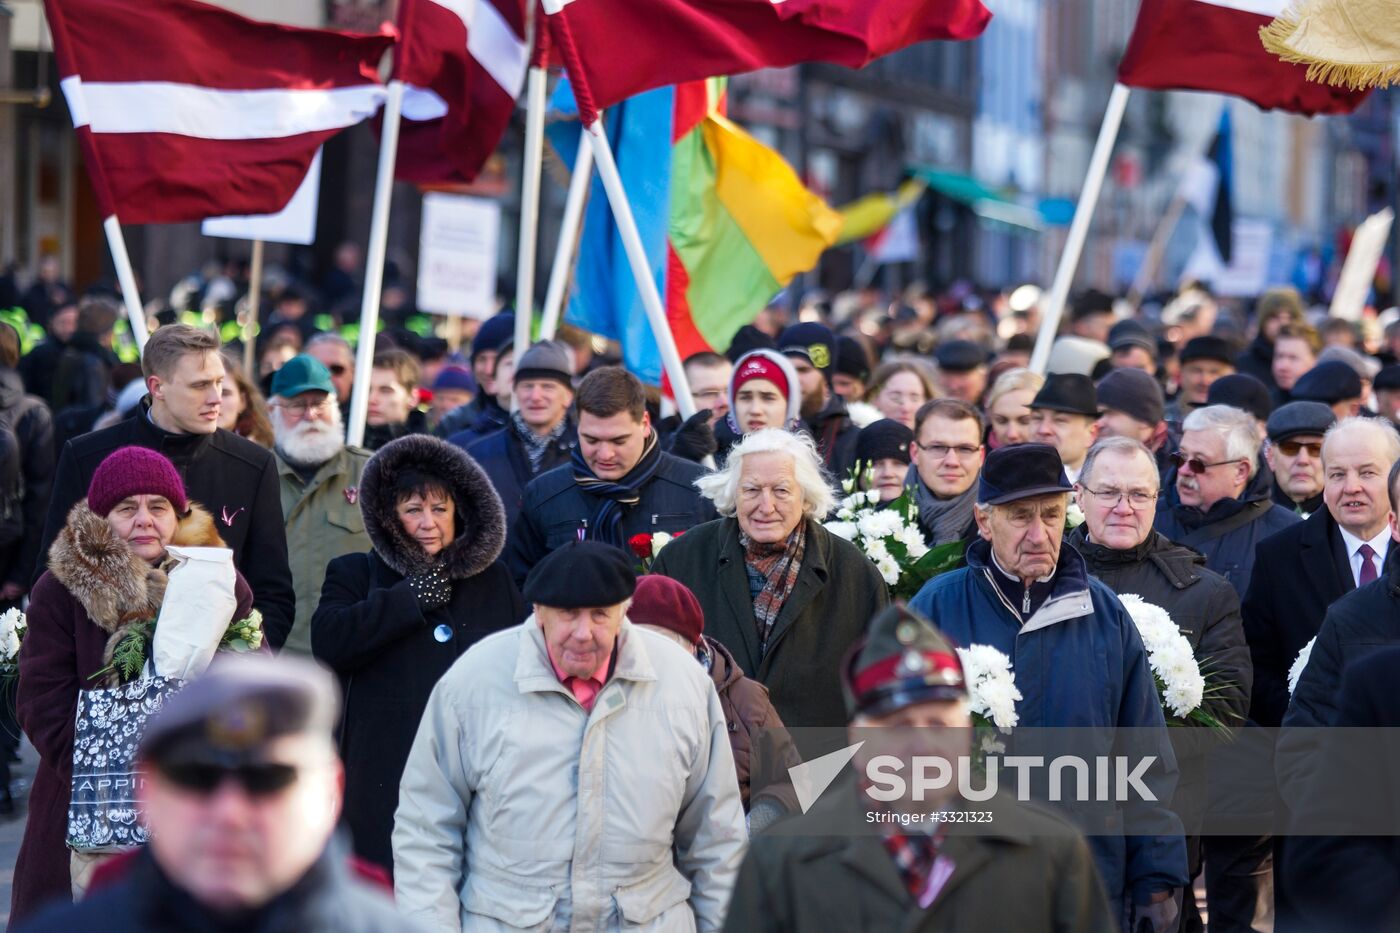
left=0, top=260, right=1397, bottom=932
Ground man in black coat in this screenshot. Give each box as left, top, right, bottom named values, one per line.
left=506, top=367, right=716, bottom=587
left=1277, top=460, right=1400, bottom=808
left=1278, top=647, right=1400, bottom=933
left=1243, top=416, right=1400, bottom=729
left=36, top=324, right=295, bottom=647
left=1068, top=436, right=1252, bottom=932
left=461, top=341, right=577, bottom=529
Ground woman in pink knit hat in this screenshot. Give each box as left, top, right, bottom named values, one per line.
left=11, top=446, right=253, bottom=923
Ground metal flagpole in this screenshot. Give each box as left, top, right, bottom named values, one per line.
left=540, top=129, right=594, bottom=339
left=346, top=78, right=406, bottom=448
left=1029, top=82, right=1131, bottom=375
left=101, top=216, right=149, bottom=349
left=242, top=238, right=264, bottom=375
left=585, top=118, right=697, bottom=419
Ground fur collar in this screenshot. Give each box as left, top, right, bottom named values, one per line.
left=47, top=500, right=225, bottom=634
left=360, top=434, right=507, bottom=580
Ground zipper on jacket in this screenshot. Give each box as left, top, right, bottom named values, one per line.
left=1022, top=587, right=1030, bottom=615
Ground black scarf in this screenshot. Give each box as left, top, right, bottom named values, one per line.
left=570, top=430, right=662, bottom=548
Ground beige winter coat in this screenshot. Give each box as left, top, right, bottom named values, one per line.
left=392, top=618, right=747, bottom=933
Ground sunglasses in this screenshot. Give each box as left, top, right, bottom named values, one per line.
left=1276, top=439, right=1322, bottom=458
left=158, top=761, right=299, bottom=798
left=1170, top=452, right=1245, bottom=474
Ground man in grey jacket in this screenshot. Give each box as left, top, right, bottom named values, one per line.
left=394, top=541, right=747, bottom=931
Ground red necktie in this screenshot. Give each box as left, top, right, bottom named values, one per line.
left=567, top=676, right=601, bottom=712
left=1359, top=544, right=1379, bottom=586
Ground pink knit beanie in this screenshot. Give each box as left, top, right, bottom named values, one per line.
left=87, top=446, right=189, bottom=516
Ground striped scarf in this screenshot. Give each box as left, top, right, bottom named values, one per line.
left=570, top=430, right=661, bottom=548
left=743, top=521, right=807, bottom=658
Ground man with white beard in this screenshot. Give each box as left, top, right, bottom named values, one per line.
left=268, top=355, right=371, bottom=653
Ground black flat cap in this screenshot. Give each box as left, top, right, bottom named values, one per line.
left=1291, top=361, right=1363, bottom=404
left=1178, top=336, right=1236, bottom=367
left=1375, top=364, right=1400, bottom=392
left=1096, top=368, right=1165, bottom=426
left=1029, top=373, right=1098, bottom=417
left=139, top=655, right=340, bottom=768
left=978, top=443, right=1072, bottom=506
left=1108, top=319, right=1156, bottom=356
left=1206, top=373, right=1273, bottom=423
left=934, top=340, right=988, bottom=372
left=855, top=419, right=914, bottom=466
left=524, top=540, right=636, bottom=608
left=1266, top=401, right=1336, bottom=442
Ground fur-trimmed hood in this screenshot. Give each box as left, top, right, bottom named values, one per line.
left=46, top=500, right=226, bottom=635
left=360, top=434, right=507, bottom=580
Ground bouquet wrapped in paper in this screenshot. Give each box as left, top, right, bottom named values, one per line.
left=151, top=546, right=239, bottom=680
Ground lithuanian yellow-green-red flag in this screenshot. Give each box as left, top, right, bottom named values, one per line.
left=549, top=78, right=840, bottom=385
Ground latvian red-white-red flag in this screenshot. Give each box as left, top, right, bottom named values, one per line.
left=393, top=0, right=529, bottom=183
left=1118, top=0, right=1367, bottom=115
left=544, top=0, right=991, bottom=124
left=44, top=0, right=392, bottom=225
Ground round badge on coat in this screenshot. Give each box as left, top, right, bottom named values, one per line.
left=433, top=624, right=453, bottom=643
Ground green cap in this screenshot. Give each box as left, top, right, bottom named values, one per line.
left=270, top=355, right=335, bottom=399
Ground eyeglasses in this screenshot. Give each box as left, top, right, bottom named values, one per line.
left=1170, top=452, right=1245, bottom=474
left=274, top=397, right=334, bottom=418
left=1080, top=486, right=1159, bottom=510
left=1276, top=439, right=1322, bottom=458
left=157, top=761, right=299, bottom=798
left=915, top=442, right=982, bottom=460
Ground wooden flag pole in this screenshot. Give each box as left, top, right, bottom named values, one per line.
left=540, top=129, right=594, bottom=340
left=347, top=78, right=406, bottom=448
left=242, top=238, right=264, bottom=375
left=515, top=63, right=549, bottom=357
left=585, top=118, right=697, bottom=420
left=1030, top=82, right=1130, bottom=374
left=102, top=216, right=149, bottom=349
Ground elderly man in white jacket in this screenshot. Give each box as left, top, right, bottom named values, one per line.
left=393, top=540, right=748, bottom=932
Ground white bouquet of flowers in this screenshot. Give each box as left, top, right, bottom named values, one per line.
left=825, top=467, right=965, bottom=599
left=1288, top=636, right=1316, bottom=696
left=1118, top=594, right=1227, bottom=728
left=955, top=644, right=1021, bottom=732
left=0, top=607, right=25, bottom=677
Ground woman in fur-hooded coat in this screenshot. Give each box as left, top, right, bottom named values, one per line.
left=12, top=449, right=252, bottom=924
left=311, top=434, right=523, bottom=873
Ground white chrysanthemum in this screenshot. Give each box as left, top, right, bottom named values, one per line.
left=894, top=524, right=929, bottom=561
left=1288, top=637, right=1316, bottom=696
left=824, top=521, right=857, bottom=542
left=857, top=510, right=903, bottom=542
left=1119, top=593, right=1205, bottom=717
left=1065, top=502, right=1086, bottom=528
left=875, top=556, right=900, bottom=586
left=863, top=538, right=892, bottom=564
left=956, top=644, right=1021, bottom=731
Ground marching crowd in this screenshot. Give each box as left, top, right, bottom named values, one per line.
left=0, top=266, right=1397, bottom=932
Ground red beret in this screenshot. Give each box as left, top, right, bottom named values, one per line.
left=629, top=575, right=704, bottom=646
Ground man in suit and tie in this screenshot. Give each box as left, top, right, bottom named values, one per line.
left=1244, top=416, right=1400, bottom=728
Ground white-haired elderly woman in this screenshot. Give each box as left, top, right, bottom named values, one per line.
left=651, top=429, right=889, bottom=737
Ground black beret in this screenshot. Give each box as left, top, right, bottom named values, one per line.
left=1265, top=401, right=1337, bottom=442
left=855, top=419, right=914, bottom=466
left=835, top=336, right=872, bottom=381
left=1178, top=336, right=1236, bottom=367
left=1096, top=368, right=1165, bottom=426
left=139, top=655, right=340, bottom=768
left=1206, top=373, right=1273, bottom=423
left=524, top=541, right=637, bottom=608
left=1291, top=361, right=1363, bottom=404
left=978, top=443, right=1072, bottom=506
left=1375, top=364, right=1400, bottom=392
left=934, top=340, right=988, bottom=372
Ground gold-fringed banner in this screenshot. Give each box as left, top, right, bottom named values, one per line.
left=1261, top=0, right=1400, bottom=91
